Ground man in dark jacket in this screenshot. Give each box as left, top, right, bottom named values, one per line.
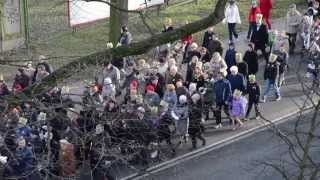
left=245, top=75, right=261, bottom=120
left=213, top=71, right=231, bottom=128
left=225, top=43, right=237, bottom=72
left=243, top=43, right=259, bottom=75
left=202, top=27, right=215, bottom=48
left=262, top=53, right=280, bottom=102
left=250, top=13, right=269, bottom=63
left=188, top=93, right=206, bottom=149
left=227, top=66, right=246, bottom=93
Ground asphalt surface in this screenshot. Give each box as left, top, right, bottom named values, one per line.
left=141, top=112, right=320, bottom=180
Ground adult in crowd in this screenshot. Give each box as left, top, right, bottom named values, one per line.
left=227, top=66, right=246, bottom=93
left=210, top=52, right=228, bottom=79
left=13, top=69, right=30, bottom=91
left=202, top=27, right=215, bottom=49
left=243, top=43, right=259, bottom=76
left=251, top=13, right=270, bottom=64
left=286, top=3, right=302, bottom=54
left=224, top=0, right=241, bottom=43
left=259, top=0, right=273, bottom=29
left=262, top=53, right=281, bottom=102
left=118, top=26, right=132, bottom=46
left=34, top=65, right=50, bottom=83
left=98, top=62, right=121, bottom=89
left=188, top=93, right=206, bottom=149
left=247, top=0, right=261, bottom=40
left=213, top=71, right=231, bottom=129
left=165, top=65, right=184, bottom=86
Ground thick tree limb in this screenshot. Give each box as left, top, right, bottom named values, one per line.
left=5, top=0, right=227, bottom=104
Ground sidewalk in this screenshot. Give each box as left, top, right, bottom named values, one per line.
left=119, top=18, right=318, bottom=179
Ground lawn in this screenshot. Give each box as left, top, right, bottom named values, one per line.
left=0, top=0, right=306, bottom=80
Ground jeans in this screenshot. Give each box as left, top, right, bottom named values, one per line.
left=247, top=22, right=257, bottom=39
left=228, top=23, right=238, bottom=42
left=263, top=79, right=280, bottom=98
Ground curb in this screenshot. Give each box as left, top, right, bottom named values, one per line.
left=121, top=106, right=313, bottom=180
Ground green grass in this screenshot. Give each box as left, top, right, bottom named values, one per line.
left=0, top=0, right=306, bottom=79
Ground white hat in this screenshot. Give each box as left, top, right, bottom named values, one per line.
left=104, top=77, right=112, bottom=85
left=190, top=43, right=198, bottom=50
left=137, top=107, right=145, bottom=113
left=191, top=93, right=201, bottom=103
left=19, top=117, right=28, bottom=125
left=230, top=66, right=238, bottom=73
left=189, top=83, right=197, bottom=92
left=179, top=95, right=187, bottom=104
left=59, top=139, right=69, bottom=144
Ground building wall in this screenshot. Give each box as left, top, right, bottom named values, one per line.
left=1, top=0, right=25, bottom=52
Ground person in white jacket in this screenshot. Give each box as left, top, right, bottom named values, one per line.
left=224, top=0, right=241, bottom=43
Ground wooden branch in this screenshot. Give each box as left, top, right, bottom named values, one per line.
left=5, top=0, right=228, bottom=104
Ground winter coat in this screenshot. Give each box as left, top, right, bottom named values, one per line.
left=225, top=49, right=237, bottom=69
left=264, top=61, right=279, bottom=81
left=259, top=0, right=272, bottom=14
left=188, top=102, right=203, bottom=135
left=224, top=4, right=241, bottom=24
left=210, top=60, right=228, bottom=79
left=275, top=51, right=288, bottom=74
left=182, top=35, right=193, bottom=44
left=16, top=126, right=32, bottom=141
left=199, top=52, right=212, bottom=63
left=175, top=103, right=189, bottom=120
left=245, top=82, right=261, bottom=103
left=231, top=97, right=247, bottom=117
left=165, top=72, right=184, bottom=85
left=227, top=74, right=246, bottom=93
left=34, top=71, right=49, bottom=83
left=213, top=79, right=232, bottom=104
left=191, top=74, right=205, bottom=89
left=119, top=31, right=132, bottom=45
left=186, top=62, right=197, bottom=83
left=207, top=39, right=224, bottom=56
left=59, top=143, right=76, bottom=177
left=237, top=62, right=249, bottom=78
left=250, top=23, right=269, bottom=49
left=286, top=10, right=302, bottom=34
left=157, top=111, right=175, bottom=142
left=144, top=92, right=161, bottom=107
left=248, top=7, right=261, bottom=23
left=99, top=66, right=121, bottom=87
left=0, top=84, right=9, bottom=96
left=13, top=74, right=30, bottom=90
left=13, top=147, right=36, bottom=177
left=202, top=31, right=215, bottom=49
left=163, top=91, right=177, bottom=110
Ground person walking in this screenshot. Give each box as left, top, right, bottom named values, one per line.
left=247, top=0, right=261, bottom=40
left=243, top=43, right=259, bottom=76
left=230, top=90, right=247, bottom=130
left=213, top=71, right=232, bottom=129
left=262, top=53, right=281, bottom=102
left=259, top=0, right=273, bottom=30
left=224, top=0, right=241, bottom=43
left=245, top=74, right=261, bottom=120
left=286, top=3, right=302, bottom=54
left=251, top=13, right=270, bottom=64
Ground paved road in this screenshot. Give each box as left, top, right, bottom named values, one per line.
left=140, top=112, right=320, bottom=180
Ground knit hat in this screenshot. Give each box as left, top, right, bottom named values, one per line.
left=179, top=95, right=187, bottom=104
left=248, top=74, right=256, bottom=82
left=233, top=89, right=242, bottom=98
left=191, top=93, right=201, bottom=103
left=230, top=66, right=238, bottom=73
left=19, top=117, right=28, bottom=126
left=146, top=85, right=155, bottom=92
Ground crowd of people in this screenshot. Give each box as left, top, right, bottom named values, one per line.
left=0, top=0, right=320, bottom=179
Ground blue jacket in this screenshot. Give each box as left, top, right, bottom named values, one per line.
left=14, top=147, right=36, bottom=176
left=227, top=74, right=245, bottom=93
left=225, top=49, right=237, bottom=69
left=213, top=79, right=232, bottom=104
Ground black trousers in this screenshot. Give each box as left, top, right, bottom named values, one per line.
left=287, top=33, right=297, bottom=53
left=228, top=23, right=238, bottom=42
left=246, top=99, right=260, bottom=117
left=214, top=103, right=230, bottom=125
left=255, top=46, right=269, bottom=64
left=191, top=132, right=206, bottom=148
left=247, top=22, right=257, bottom=39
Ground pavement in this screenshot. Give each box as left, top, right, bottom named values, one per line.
left=117, top=18, right=319, bottom=179
left=138, top=112, right=320, bottom=180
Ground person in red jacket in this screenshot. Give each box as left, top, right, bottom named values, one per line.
left=182, top=21, right=193, bottom=60
left=260, top=0, right=273, bottom=29
left=247, top=1, right=261, bottom=40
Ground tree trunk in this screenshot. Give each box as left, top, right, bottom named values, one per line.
left=109, top=0, right=128, bottom=45
left=5, top=0, right=228, bottom=104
